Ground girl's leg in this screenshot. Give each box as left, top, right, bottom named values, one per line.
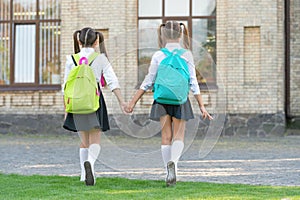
left=87, top=128, right=101, bottom=167
left=78, top=131, right=89, bottom=181
left=160, top=115, right=178, bottom=186
left=79, top=131, right=90, bottom=148
left=84, top=129, right=101, bottom=186
left=171, top=117, right=186, bottom=173
left=172, top=117, right=185, bottom=142
left=160, top=115, right=173, bottom=170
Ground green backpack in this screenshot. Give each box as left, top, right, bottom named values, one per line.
left=64, top=52, right=100, bottom=114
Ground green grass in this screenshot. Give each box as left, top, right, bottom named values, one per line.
left=0, top=174, right=299, bottom=200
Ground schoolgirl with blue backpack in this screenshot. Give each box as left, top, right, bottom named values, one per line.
left=63, top=27, right=126, bottom=186
left=125, top=21, right=213, bottom=187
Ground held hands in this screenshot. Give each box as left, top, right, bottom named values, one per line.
left=124, top=89, right=144, bottom=114
left=119, top=101, right=128, bottom=114
left=124, top=101, right=135, bottom=114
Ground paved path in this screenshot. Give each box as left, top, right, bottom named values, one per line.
left=0, top=132, right=299, bottom=186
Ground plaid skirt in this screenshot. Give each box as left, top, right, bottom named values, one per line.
left=149, top=98, right=194, bottom=121
left=63, top=90, right=110, bottom=132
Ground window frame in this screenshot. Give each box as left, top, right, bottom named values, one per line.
left=0, top=0, right=61, bottom=91
left=138, top=0, right=217, bottom=90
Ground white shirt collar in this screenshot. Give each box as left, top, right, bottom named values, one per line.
left=165, top=43, right=182, bottom=49
left=81, top=47, right=95, bottom=53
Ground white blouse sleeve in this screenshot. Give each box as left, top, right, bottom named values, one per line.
left=99, top=54, right=120, bottom=91
left=139, top=51, right=161, bottom=91
left=183, top=51, right=201, bottom=95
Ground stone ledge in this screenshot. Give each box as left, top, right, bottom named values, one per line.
left=0, top=113, right=290, bottom=137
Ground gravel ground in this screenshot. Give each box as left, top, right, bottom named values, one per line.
left=0, top=132, right=299, bottom=186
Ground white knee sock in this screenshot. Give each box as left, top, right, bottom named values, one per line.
left=161, top=145, right=171, bottom=173
left=79, top=148, right=88, bottom=181
left=88, top=144, right=101, bottom=173
left=171, top=140, right=184, bottom=174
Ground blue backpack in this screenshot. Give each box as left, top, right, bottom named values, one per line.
left=153, top=48, right=190, bottom=105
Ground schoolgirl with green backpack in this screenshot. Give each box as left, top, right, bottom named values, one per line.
left=125, top=21, right=213, bottom=187
left=63, top=27, right=126, bottom=186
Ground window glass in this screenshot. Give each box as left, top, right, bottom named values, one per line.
left=138, top=19, right=161, bottom=83
left=165, top=0, right=189, bottom=16
left=0, top=23, right=10, bottom=85
left=39, top=22, right=61, bottom=84
left=192, top=0, right=216, bottom=16
left=192, top=18, right=216, bottom=83
left=0, top=0, right=11, bottom=20
left=0, top=0, right=61, bottom=87
left=39, top=0, right=61, bottom=19
left=13, top=0, right=36, bottom=20
left=14, top=24, right=36, bottom=83
left=139, top=0, right=162, bottom=17
left=139, top=19, right=161, bottom=49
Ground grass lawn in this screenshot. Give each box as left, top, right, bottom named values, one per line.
left=0, top=174, right=299, bottom=200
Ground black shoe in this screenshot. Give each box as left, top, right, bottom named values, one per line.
left=84, top=161, right=95, bottom=186
left=166, top=161, right=176, bottom=187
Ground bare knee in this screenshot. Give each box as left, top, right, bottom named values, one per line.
left=79, top=131, right=90, bottom=148
left=160, top=115, right=172, bottom=145
left=161, top=131, right=172, bottom=145
left=172, top=117, right=186, bottom=141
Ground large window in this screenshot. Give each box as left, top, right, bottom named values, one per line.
left=0, top=0, right=61, bottom=89
left=138, top=0, right=216, bottom=88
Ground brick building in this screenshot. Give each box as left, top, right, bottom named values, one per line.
left=0, top=0, right=299, bottom=135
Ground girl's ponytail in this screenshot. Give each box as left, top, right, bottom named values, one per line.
left=73, top=30, right=81, bottom=53
left=97, top=31, right=108, bottom=58
left=157, top=23, right=165, bottom=48
left=180, top=23, right=190, bottom=49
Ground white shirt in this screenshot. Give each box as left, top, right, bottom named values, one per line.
left=62, top=48, right=120, bottom=93
left=140, top=43, right=201, bottom=95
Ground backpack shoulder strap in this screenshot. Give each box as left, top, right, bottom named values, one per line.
left=71, top=52, right=99, bottom=66
left=161, top=48, right=187, bottom=57
left=88, top=52, right=99, bottom=65
left=173, top=49, right=187, bottom=56
left=71, top=53, right=80, bottom=66
left=160, top=48, right=172, bottom=56
left=173, top=49, right=190, bottom=76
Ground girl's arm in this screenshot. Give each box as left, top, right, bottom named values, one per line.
left=100, top=54, right=121, bottom=91
left=99, top=55, right=126, bottom=112
left=184, top=51, right=213, bottom=120
left=112, top=88, right=126, bottom=113
left=126, top=89, right=145, bottom=113
left=125, top=52, right=160, bottom=113
left=194, top=94, right=213, bottom=120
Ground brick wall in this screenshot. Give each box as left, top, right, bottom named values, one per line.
left=217, top=0, right=285, bottom=114
left=290, top=0, right=300, bottom=116
left=1, top=0, right=298, bottom=135
left=0, top=91, right=62, bottom=115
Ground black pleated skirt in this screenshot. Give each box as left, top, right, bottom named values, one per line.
left=149, top=98, right=194, bottom=121
left=63, top=89, right=110, bottom=132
